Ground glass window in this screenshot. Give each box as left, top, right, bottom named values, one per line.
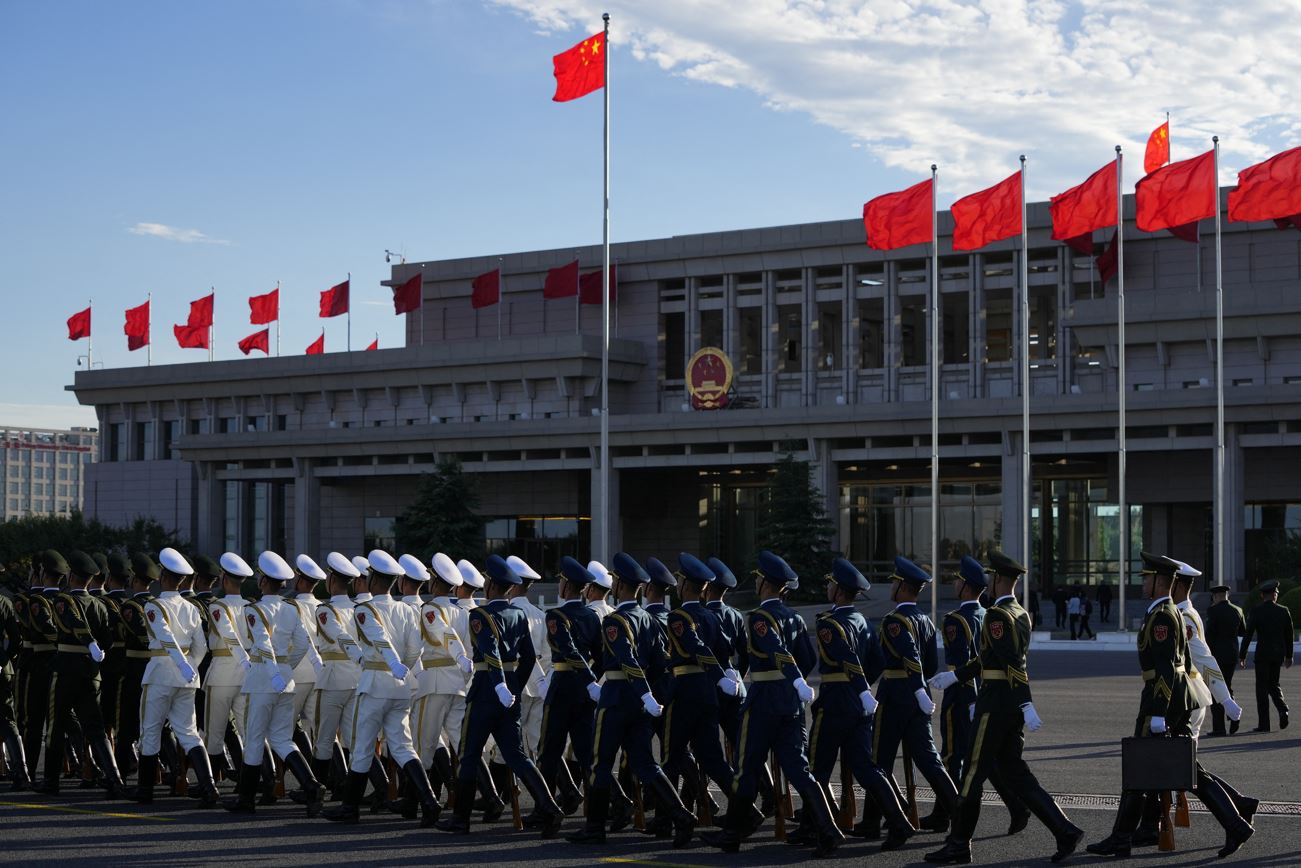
left=189, top=418, right=209, bottom=436
left=816, top=301, right=842, bottom=370
left=661, top=312, right=685, bottom=380
left=777, top=304, right=801, bottom=373
left=858, top=298, right=884, bottom=369
left=985, top=288, right=1013, bottom=362
left=164, top=420, right=180, bottom=456
left=483, top=515, right=589, bottom=576
left=109, top=423, right=126, bottom=461
left=899, top=294, right=926, bottom=366
left=364, top=516, right=396, bottom=553
left=700, top=309, right=723, bottom=350
left=1030, top=286, right=1057, bottom=360
left=135, top=421, right=155, bottom=461
left=942, top=292, right=969, bottom=364
left=737, top=307, right=762, bottom=374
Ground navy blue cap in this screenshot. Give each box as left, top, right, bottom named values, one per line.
left=484, top=554, right=522, bottom=586
left=678, top=553, right=715, bottom=585
left=645, top=557, right=678, bottom=589
left=757, top=550, right=798, bottom=591
left=956, top=555, right=989, bottom=591
left=611, top=552, right=650, bottom=586
left=892, top=556, right=931, bottom=586
left=706, top=557, right=737, bottom=589
left=829, top=557, right=870, bottom=594
left=559, top=555, right=594, bottom=587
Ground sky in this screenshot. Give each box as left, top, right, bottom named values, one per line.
left=1, top=0, right=1295, bottom=430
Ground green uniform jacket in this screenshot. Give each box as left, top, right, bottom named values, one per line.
left=1240, top=601, right=1296, bottom=664
left=954, top=596, right=1033, bottom=711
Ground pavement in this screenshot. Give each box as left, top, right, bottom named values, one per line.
left=1, top=651, right=1297, bottom=867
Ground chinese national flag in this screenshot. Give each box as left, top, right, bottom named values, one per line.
left=951, top=172, right=1022, bottom=251
left=1096, top=231, right=1119, bottom=284
left=1144, top=122, right=1170, bottom=175
left=863, top=178, right=933, bottom=250
left=1063, top=234, right=1094, bottom=255
left=319, top=280, right=349, bottom=318
left=249, top=288, right=279, bottom=324
left=1050, top=161, right=1117, bottom=242
left=544, top=259, right=580, bottom=299
left=365, top=337, right=378, bottom=351
left=173, top=323, right=209, bottom=350
left=306, top=333, right=324, bottom=355
left=392, top=273, right=422, bottom=315
left=1228, top=146, right=1301, bottom=224
left=1136, top=150, right=1216, bottom=232
left=124, top=300, right=150, bottom=351
left=186, top=293, right=214, bottom=328
left=471, top=269, right=501, bottom=309
left=67, top=307, right=91, bottom=341
left=552, top=32, right=605, bottom=102
left=238, top=328, right=269, bottom=356
left=579, top=265, right=617, bottom=305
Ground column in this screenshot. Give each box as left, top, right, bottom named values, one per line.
left=195, top=463, right=224, bottom=555
left=1224, top=424, right=1246, bottom=588
left=293, top=457, right=321, bottom=558
left=590, top=464, right=621, bottom=557
left=1000, top=433, right=1026, bottom=565
left=815, top=440, right=839, bottom=552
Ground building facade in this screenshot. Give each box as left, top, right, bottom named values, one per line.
left=71, top=191, right=1301, bottom=590
left=1, top=426, right=97, bottom=520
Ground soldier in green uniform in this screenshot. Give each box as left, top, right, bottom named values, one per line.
left=98, top=554, right=131, bottom=769
left=1203, top=583, right=1245, bottom=736
left=18, top=553, right=61, bottom=788
left=1239, top=580, right=1294, bottom=732
left=114, top=554, right=158, bottom=775
left=0, top=563, right=30, bottom=789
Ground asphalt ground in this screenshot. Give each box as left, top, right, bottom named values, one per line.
left=1, top=651, right=1297, bottom=867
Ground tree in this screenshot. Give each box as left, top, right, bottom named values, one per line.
left=756, top=451, right=835, bottom=600
left=0, top=511, right=185, bottom=574
left=394, top=458, right=484, bottom=560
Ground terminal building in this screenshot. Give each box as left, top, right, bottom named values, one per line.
left=0, top=426, right=97, bottom=520
left=70, top=191, right=1301, bottom=591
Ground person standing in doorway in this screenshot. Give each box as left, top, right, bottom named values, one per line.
left=1067, top=588, right=1082, bottom=640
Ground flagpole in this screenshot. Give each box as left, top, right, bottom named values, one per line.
left=209, top=286, right=215, bottom=362
left=346, top=272, right=352, bottom=351
left=1116, top=145, right=1128, bottom=629
left=598, top=11, right=612, bottom=565
left=930, top=163, right=940, bottom=620
left=1019, top=155, right=1030, bottom=611
left=147, top=291, right=152, bottom=367
left=276, top=281, right=281, bottom=357
left=1213, top=136, right=1225, bottom=586
left=87, top=298, right=94, bottom=370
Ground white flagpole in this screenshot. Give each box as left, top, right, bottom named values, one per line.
left=276, top=281, right=281, bottom=357
left=209, top=286, right=215, bottom=362
left=598, top=11, right=611, bottom=564
left=346, top=272, right=352, bottom=351
left=147, top=291, right=152, bottom=367
left=930, top=163, right=940, bottom=620
left=87, top=298, right=94, bottom=369
left=1213, top=136, right=1225, bottom=585
left=1020, top=155, right=1030, bottom=611
left=1116, top=145, right=1128, bottom=629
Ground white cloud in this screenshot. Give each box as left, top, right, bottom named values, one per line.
left=489, top=0, right=1297, bottom=199
left=128, top=222, right=229, bottom=245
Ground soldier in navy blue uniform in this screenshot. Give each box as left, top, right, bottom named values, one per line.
left=640, top=556, right=681, bottom=838
left=702, top=551, right=844, bottom=856
left=871, top=557, right=961, bottom=826
left=567, top=552, right=696, bottom=847
left=435, top=555, right=563, bottom=837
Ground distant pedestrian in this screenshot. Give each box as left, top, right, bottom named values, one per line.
left=1239, top=580, right=1294, bottom=733
left=1067, top=588, right=1082, bottom=640
left=1053, top=586, right=1068, bottom=628
left=1077, top=591, right=1096, bottom=639
left=1028, top=589, right=1040, bottom=629
left=1205, top=583, right=1246, bottom=736
left=1098, top=583, right=1112, bottom=623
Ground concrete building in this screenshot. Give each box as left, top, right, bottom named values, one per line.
left=70, top=190, right=1301, bottom=591
left=1, top=426, right=97, bottom=520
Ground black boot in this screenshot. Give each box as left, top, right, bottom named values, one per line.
left=432, top=747, right=455, bottom=802
left=919, top=803, right=949, bottom=833
left=384, top=765, right=417, bottom=820
left=283, top=750, right=324, bottom=817
left=1205, top=770, right=1258, bottom=824
left=478, top=757, right=507, bottom=823
left=82, top=733, right=126, bottom=800
left=1195, top=770, right=1253, bottom=859
left=328, top=747, right=348, bottom=800
left=3, top=732, right=30, bottom=790
left=924, top=838, right=973, bottom=864
left=1016, top=783, right=1083, bottom=863
left=646, top=772, right=696, bottom=849
left=566, top=784, right=609, bottom=843
left=224, top=726, right=244, bottom=770
left=292, top=723, right=314, bottom=759
left=221, top=762, right=260, bottom=813
left=129, top=754, right=158, bottom=804
left=435, top=778, right=477, bottom=834
left=1086, top=790, right=1145, bottom=857
left=1130, top=792, right=1161, bottom=846
left=700, top=798, right=747, bottom=854
left=186, top=747, right=220, bottom=808
left=800, top=783, right=847, bottom=858
left=321, top=770, right=367, bottom=823
left=511, top=762, right=563, bottom=838
left=402, top=759, right=443, bottom=827
left=607, top=783, right=634, bottom=833
left=366, top=761, right=389, bottom=813
left=258, top=753, right=278, bottom=805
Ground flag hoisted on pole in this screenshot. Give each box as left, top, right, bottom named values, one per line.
left=1019, top=156, right=1031, bottom=612
left=1116, top=145, right=1128, bottom=628
left=930, top=164, right=940, bottom=621
left=600, top=12, right=611, bottom=565
left=1213, top=137, right=1225, bottom=586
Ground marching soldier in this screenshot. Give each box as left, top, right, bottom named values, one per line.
left=18, top=553, right=60, bottom=786
left=310, top=553, right=364, bottom=791
left=704, top=557, right=749, bottom=754
left=1088, top=552, right=1253, bottom=859
left=202, top=553, right=253, bottom=781
left=420, top=553, right=472, bottom=800
left=1204, top=583, right=1246, bottom=736
left=456, top=559, right=485, bottom=610
left=506, top=555, right=549, bottom=759
left=925, top=551, right=1082, bottom=864
left=0, top=564, right=28, bottom=789
left=290, top=555, right=327, bottom=763
left=585, top=561, right=614, bottom=619
left=1239, top=579, right=1294, bottom=732
left=114, top=554, right=157, bottom=776
left=98, top=554, right=132, bottom=770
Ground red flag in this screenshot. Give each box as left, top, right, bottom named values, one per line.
left=238, top=328, right=269, bottom=356
left=552, top=32, right=605, bottom=102
left=1228, top=146, right=1301, bottom=224
left=187, top=292, right=214, bottom=328
left=1136, top=150, right=1216, bottom=233
left=1051, top=161, right=1117, bottom=242
left=863, top=178, right=933, bottom=250
left=392, top=273, right=422, bottom=315
left=1167, top=221, right=1200, bottom=243
left=173, top=323, right=209, bottom=350
left=1144, top=122, right=1170, bottom=175
left=544, top=260, right=580, bottom=299
left=951, top=172, right=1022, bottom=251
left=365, top=337, right=378, bottom=351
left=1096, top=232, right=1119, bottom=285
left=579, top=265, right=617, bottom=305
left=249, top=288, right=279, bottom=324
left=1063, top=233, right=1094, bottom=255
left=306, top=333, right=324, bottom=355
left=319, top=280, right=349, bottom=318
left=471, top=269, right=501, bottom=309
left=1274, top=215, right=1301, bottom=232
left=67, top=307, right=91, bottom=341
left=124, top=300, right=150, bottom=352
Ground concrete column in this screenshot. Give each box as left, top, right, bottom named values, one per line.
left=803, top=267, right=815, bottom=406
left=815, top=440, right=839, bottom=552
left=763, top=271, right=777, bottom=409
left=1000, top=433, right=1026, bottom=564
left=1224, top=424, right=1246, bottom=588
left=293, top=457, right=321, bottom=559
left=885, top=260, right=900, bottom=402
left=195, top=463, right=224, bottom=555
left=590, top=465, right=621, bottom=556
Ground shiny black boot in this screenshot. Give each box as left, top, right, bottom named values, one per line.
left=321, top=770, right=366, bottom=823
left=283, top=750, right=324, bottom=817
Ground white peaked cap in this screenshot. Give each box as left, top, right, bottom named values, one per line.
left=219, top=552, right=254, bottom=578
left=296, top=554, right=327, bottom=581
left=1171, top=559, right=1202, bottom=579
left=506, top=555, right=541, bottom=581
left=398, top=553, right=430, bottom=582
left=588, top=560, right=613, bottom=590
left=351, top=555, right=372, bottom=575
left=258, top=551, right=295, bottom=581
left=457, top=559, right=486, bottom=589
left=368, top=549, right=403, bottom=577
left=430, top=553, right=463, bottom=587
left=159, top=547, right=194, bottom=576
left=326, top=552, right=361, bottom=578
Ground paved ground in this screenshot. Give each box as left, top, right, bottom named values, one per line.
left=1, top=651, right=1297, bottom=867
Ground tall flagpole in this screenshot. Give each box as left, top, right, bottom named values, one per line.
left=276, top=281, right=282, bottom=357
left=87, top=298, right=94, bottom=370
left=1213, top=136, right=1225, bottom=585
left=1116, top=145, right=1128, bottom=629
left=1020, top=155, right=1031, bottom=611
left=930, top=164, right=940, bottom=620
left=209, top=286, right=215, bottom=363
left=598, top=11, right=611, bottom=564
left=346, top=272, right=352, bottom=351
left=147, top=291, right=152, bottom=367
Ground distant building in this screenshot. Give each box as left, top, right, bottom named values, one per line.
left=0, top=426, right=97, bottom=520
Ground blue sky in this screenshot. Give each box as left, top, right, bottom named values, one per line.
left=1, top=0, right=1294, bottom=428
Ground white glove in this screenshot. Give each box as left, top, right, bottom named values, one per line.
left=177, top=660, right=197, bottom=684
left=456, top=653, right=474, bottom=675
left=539, top=673, right=552, bottom=699
left=794, top=678, right=815, bottom=703
left=859, top=689, right=878, bottom=715
left=1150, top=715, right=1167, bottom=734
left=241, top=659, right=253, bottom=673
left=310, top=656, right=324, bottom=678
left=929, top=671, right=959, bottom=691
left=969, top=702, right=976, bottom=721
left=586, top=681, right=602, bottom=702
left=718, top=677, right=741, bottom=697
left=87, top=641, right=105, bottom=663
left=725, top=668, right=742, bottom=683
left=914, top=687, right=936, bottom=715
left=495, top=682, right=515, bottom=708
left=641, top=692, right=664, bottom=717
left=390, top=662, right=410, bottom=681
left=1223, top=697, right=1243, bottom=721
left=269, top=672, right=288, bottom=693
left=1021, top=702, right=1043, bottom=732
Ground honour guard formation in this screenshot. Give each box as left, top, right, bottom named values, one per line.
left=0, top=543, right=1291, bottom=865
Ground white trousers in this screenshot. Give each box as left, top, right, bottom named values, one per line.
left=202, top=684, right=246, bottom=755
left=314, top=689, right=358, bottom=761
left=139, top=684, right=202, bottom=756
left=520, top=694, right=544, bottom=758
left=242, top=691, right=296, bottom=766
left=412, top=692, right=465, bottom=764
left=348, top=695, right=419, bottom=772
left=293, top=682, right=317, bottom=735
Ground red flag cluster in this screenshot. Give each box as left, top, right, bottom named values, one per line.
left=174, top=292, right=214, bottom=350
left=124, top=300, right=150, bottom=352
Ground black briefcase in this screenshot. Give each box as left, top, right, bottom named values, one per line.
left=1121, top=736, right=1196, bottom=791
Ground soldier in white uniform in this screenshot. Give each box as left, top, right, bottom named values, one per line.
left=133, top=548, right=220, bottom=806
left=586, top=560, right=615, bottom=619
left=351, top=556, right=372, bottom=583
left=414, top=553, right=474, bottom=799
left=506, top=555, right=549, bottom=758
left=312, top=553, right=363, bottom=790
left=321, top=550, right=442, bottom=826
left=456, top=559, right=485, bottom=609
left=222, top=551, right=325, bottom=816
left=290, top=555, right=326, bottom=761
left=202, top=553, right=253, bottom=781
